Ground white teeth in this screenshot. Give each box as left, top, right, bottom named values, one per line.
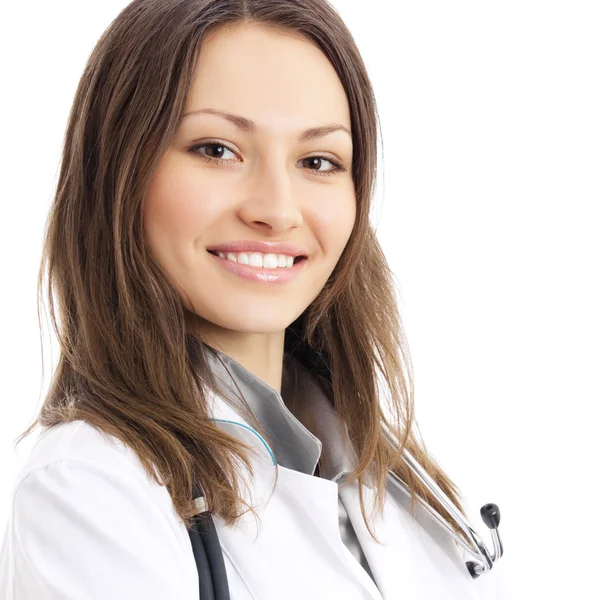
left=249, top=252, right=266, bottom=267
left=215, top=251, right=298, bottom=269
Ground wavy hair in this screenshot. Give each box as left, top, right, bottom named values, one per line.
left=17, top=0, right=471, bottom=548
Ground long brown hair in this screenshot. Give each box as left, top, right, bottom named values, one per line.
left=17, top=0, right=471, bottom=548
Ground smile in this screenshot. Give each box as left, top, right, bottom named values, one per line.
left=207, top=250, right=308, bottom=284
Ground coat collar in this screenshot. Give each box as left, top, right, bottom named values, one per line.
left=202, top=344, right=370, bottom=488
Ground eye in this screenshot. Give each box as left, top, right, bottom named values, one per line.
left=189, top=140, right=347, bottom=177
left=300, top=156, right=346, bottom=177
left=190, top=141, right=237, bottom=165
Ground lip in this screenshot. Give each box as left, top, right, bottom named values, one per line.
left=207, top=251, right=308, bottom=284
left=205, top=240, right=308, bottom=258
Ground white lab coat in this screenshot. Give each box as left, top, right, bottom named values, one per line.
left=0, top=384, right=513, bottom=600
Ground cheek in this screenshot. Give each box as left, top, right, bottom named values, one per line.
left=143, top=161, right=223, bottom=251
left=310, top=189, right=356, bottom=259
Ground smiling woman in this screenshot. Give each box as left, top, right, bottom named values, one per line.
left=0, top=1, right=508, bottom=599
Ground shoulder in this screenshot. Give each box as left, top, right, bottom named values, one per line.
left=2, top=421, right=198, bottom=599
left=15, top=420, right=143, bottom=479
left=10, top=419, right=177, bottom=520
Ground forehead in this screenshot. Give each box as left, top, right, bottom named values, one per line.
left=184, top=23, right=351, bottom=134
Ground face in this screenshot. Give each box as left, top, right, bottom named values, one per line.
left=143, top=23, right=355, bottom=350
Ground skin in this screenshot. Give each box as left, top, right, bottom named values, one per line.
left=143, top=22, right=355, bottom=393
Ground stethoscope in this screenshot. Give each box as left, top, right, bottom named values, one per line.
left=187, top=420, right=504, bottom=600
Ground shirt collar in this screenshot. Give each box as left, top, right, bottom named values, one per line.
left=203, top=345, right=360, bottom=484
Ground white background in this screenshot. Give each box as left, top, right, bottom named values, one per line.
left=1, top=2, right=598, bottom=598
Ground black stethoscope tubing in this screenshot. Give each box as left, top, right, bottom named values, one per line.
left=188, top=485, right=230, bottom=600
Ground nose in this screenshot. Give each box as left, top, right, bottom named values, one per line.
left=237, top=159, right=304, bottom=235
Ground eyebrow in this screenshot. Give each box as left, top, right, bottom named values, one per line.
left=180, top=108, right=352, bottom=142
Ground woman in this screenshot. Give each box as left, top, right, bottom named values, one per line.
left=0, top=1, right=510, bottom=598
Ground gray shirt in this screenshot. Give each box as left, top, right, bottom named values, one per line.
left=204, top=345, right=378, bottom=588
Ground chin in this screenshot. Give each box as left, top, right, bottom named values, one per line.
left=220, top=315, right=296, bottom=334
left=192, top=305, right=300, bottom=334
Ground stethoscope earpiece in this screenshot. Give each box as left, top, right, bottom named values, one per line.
left=481, top=503, right=501, bottom=529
